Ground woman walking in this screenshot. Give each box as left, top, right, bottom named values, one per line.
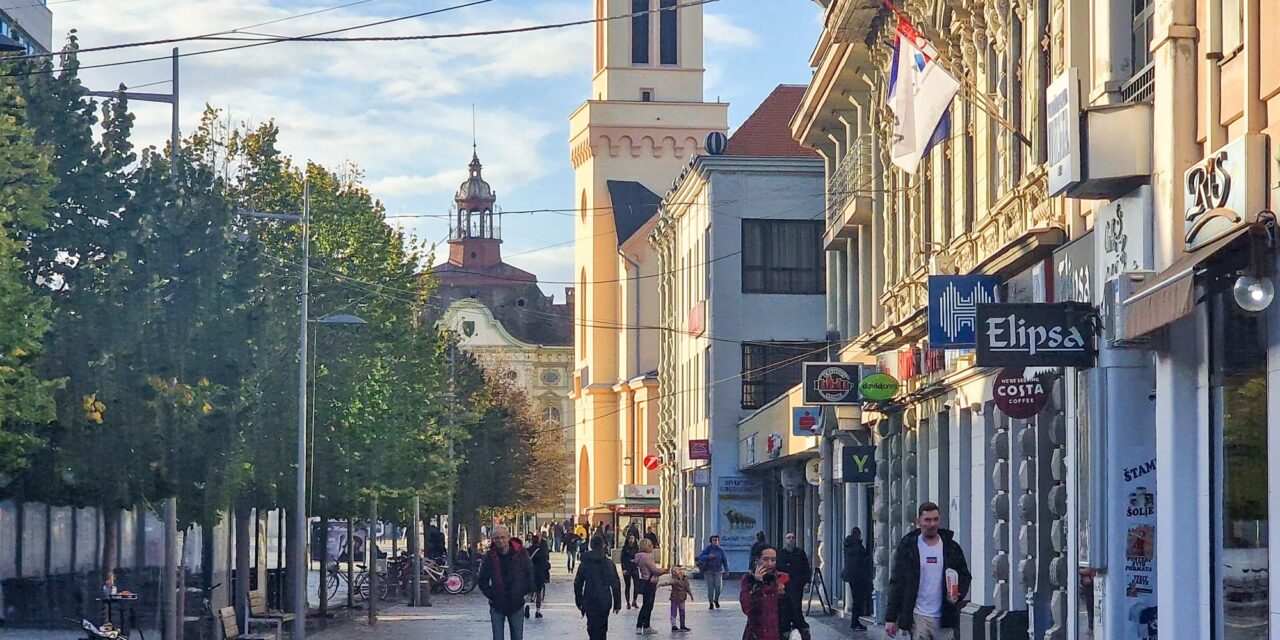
left=633, top=538, right=667, bottom=635
left=527, top=533, right=551, bottom=619
left=620, top=533, right=641, bottom=609
left=695, top=535, right=729, bottom=609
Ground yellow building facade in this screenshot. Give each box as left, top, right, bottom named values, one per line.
left=569, top=0, right=727, bottom=522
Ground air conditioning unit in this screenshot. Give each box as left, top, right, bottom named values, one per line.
left=1103, top=271, right=1155, bottom=348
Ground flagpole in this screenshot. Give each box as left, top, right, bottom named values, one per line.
left=881, top=0, right=1033, bottom=149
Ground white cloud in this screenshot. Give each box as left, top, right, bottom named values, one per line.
left=704, top=13, right=760, bottom=48
left=505, top=243, right=574, bottom=289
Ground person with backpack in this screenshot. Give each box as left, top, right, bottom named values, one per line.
left=695, top=535, right=729, bottom=609
left=574, top=536, right=622, bottom=640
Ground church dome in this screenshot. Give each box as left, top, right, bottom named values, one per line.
left=456, top=150, right=495, bottom=204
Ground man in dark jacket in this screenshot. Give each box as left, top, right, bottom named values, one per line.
left=644, top=526, right=660, bottom=549
left=842, top=527, right=873, bottom=632
left=478, top=525, right=535, bottom=640
left=776, top=532, right=813, bottom=639
left=749, top=531, right=768, bottom=570
left=574, top=536, right=622, bottom=640
left=885, top=502, right=971, bottom=639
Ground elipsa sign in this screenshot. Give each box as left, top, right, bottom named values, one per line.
left=975, top=303, right=1097, bottom=368
left=928, top=275, right=1001, bottom=348
left=802, top=363, right=861, bottom=405
left=1183, top=134, right=1267, bottom=252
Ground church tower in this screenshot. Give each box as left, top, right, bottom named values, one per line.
left=448, top=148, right=502, bottom=269
left=569, top=0, right=727, bottom=523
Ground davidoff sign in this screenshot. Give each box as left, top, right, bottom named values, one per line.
left=976, top=303, right=1097, bottom=368
left=1183, top=134, right=1267, bottom=252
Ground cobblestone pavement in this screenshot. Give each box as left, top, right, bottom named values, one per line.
left=311, top=566, right=879, bottom=640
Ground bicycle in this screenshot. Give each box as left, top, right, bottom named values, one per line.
left=422, top=557, right=470, bottom=595
left=326, top=562, right=387, bottom=602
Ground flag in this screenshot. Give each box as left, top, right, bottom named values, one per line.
left=886, top=17, right=959, bottom=174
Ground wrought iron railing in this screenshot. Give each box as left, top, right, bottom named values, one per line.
left=827, top=134, right=873, bottom=226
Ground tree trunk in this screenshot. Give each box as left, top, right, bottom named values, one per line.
left=233, top=506, right=251, bottom=629
left=345, top=518, right=354, bottom=610
left=102, top=510, right=119, bottom=585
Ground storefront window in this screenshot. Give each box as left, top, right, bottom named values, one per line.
left=1212, top=296, right=1268, bottom=639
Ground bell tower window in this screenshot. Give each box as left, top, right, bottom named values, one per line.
left=631, top=0, right=650, bottom=64
left=659, top=0, right=677, bottom=65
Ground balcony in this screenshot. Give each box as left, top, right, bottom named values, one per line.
left=824, top=134, right=874, bottom=249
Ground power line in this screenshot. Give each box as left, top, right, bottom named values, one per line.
left=0, top=0, right=719, bottom=79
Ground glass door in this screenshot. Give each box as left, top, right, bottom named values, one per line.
left=1211, top=294, right=1269, bottom=639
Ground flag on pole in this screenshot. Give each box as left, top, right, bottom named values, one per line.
left=886, top=16, right=959, bottom=174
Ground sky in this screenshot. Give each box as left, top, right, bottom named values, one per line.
left=51, top=0, right=823, bottom=297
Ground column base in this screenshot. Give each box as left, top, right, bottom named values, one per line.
left=960, top=602, right=995, bottom=640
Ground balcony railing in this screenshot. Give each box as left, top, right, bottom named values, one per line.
left=1120, top=63, right=1155, bottom=104
left=827, top=134, right=873, bottom=227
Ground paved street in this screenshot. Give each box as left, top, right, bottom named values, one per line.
left=312, top=565, right=876, bottom=640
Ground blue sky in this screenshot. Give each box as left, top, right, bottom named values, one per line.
left=55, top=0, right=822, bottom=295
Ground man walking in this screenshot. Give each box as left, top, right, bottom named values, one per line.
left=565, top=529, right=581, bottom=572
left=843, top=527, right=873, bottom=632
left=884, top=502, right=971, bottom=639
left=695, top=535, right=729, bottom=609
left=478, top=525, right=535, bottom=640
left=575, top=536, right=622, bottom=640
left=776, top=532, right=812, bottom=640
left=553, top=521, right=565, bottom=553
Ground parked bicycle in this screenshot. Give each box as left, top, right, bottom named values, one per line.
left=326, top=561, right=387, bottom=602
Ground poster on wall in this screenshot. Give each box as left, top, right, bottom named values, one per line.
left=1121, top=457, right=1158, bottom=639
left=716, top=476, right=763, bottom=550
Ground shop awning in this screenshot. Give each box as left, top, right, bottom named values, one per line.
left=602, top=497, right=660, bottom=517
left=1122, top=224, right=1251, bottom=340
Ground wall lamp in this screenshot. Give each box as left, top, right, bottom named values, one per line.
left=1234, top=211, right=1278, bottom=312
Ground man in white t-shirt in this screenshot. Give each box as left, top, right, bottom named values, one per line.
left=884, top=502, right=971, bottom=639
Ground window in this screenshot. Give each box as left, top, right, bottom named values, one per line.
left=1131, top=0, right=1155, bottom=77
left=741, top=219, right=825, bottom=294
left=740, top=341, right=826, bottom=409
left=659, top=0, right=678, bottom=65
left=631, top=0, right=649, bottom=64
left=640, top=89, right=653, bottom=102
left=1220, top=0, right=1243, bottom=55
left=704, top=345, right=712, bottom=419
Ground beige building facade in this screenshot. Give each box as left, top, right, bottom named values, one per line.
left=569, top=0, right=727, bottom=523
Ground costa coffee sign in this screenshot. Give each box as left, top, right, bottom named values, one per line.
left=975, top=303, right=1097, bottom=368
left=992, top=368, right=1050, bottom=419
left=802, top=363, right=861, bottom=405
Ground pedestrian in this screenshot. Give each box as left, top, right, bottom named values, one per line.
left=740, top=545, right=788, bottom=640
left=553, top=521, right=565, bottom=553
left=884, top=502, right=972, bottom=639
left=661, top=565, right=694, bottom=633
left=644, top=526, right=660, bottom=549
left=633, top=538, right=667, bottom=635
left=777, top=532, right=813, bottom=640
left=477, top=525, right=535, bottom=640
left=625, top=520, right=640, bottom=541
left=694, top=534, right=729, bottom=609
left=603, top=523, right=614, bottom=549
left=527, top=533, right=552, bottom=619
left=749, top=531, right=768, bottom=570
left=620, top=533, right=641, bottom=609
left=843, top=527, right=873, bottom=632
left=574, top=535, right=622, bottom=640
left=565, top=530, right=581, bottom=572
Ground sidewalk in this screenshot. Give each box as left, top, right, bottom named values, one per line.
left=312, top=565, right=871, bottom=639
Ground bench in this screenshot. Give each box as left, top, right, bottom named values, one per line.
left=246, top=592, right=295, bottom=639
left=217, top=606, right=273, bottom=640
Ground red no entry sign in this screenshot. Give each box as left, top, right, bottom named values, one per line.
left=642, top=454, right=661, bottom=471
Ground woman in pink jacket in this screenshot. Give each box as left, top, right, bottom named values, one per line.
left=633, top=538, right=667, bottom=634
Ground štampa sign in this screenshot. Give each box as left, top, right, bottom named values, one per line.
left=976, top=302, right=1096, bottom=368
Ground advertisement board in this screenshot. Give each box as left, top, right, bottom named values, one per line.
left=802, top=363, right=862, bottom=405
left=928, top=275, right=1001, bottom=348
left=716, top=476, right=763, bottom=550
left=975, top=303, right=1097, bottom=368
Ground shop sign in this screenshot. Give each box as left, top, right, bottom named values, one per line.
left=716, top=476, right=763, bottom=550
left=765, top=433, right=784, bottom=459
left=1053, top=231, right=1095, bottom=304
left=1183, top=134, right=1267, bottom=252
left=691, top=468, right=710, bottom=487
left=1006, top=259, right=1050, bottom=304
left=792, top=407, right=821, bottom=436
left=992, top=368, right=1050, bottom=419
left=1046, top=67, right=1082, bottom=196
left=805, top=458, right=822, bottom=486
left=1097, top=186, right=1153, bottom=284
left=858, top=373, right=900, bottom=402
left=975, top=303, right=1097, bottom=368
left=802, top=362, right=861, bottom=405
left=617, top=506, right=661, bottom=516
left=841, top=445, right=877, bottom=483
left=688, top=439, right=711, bottom=460
left=622, top=484, right=659, bottom=499
left=642, top=455, right=662, bottom=471
left=928, top=275, right=1001, bottom=348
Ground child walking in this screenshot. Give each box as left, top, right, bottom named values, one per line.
left=662, top=565, right=694, bottom=633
